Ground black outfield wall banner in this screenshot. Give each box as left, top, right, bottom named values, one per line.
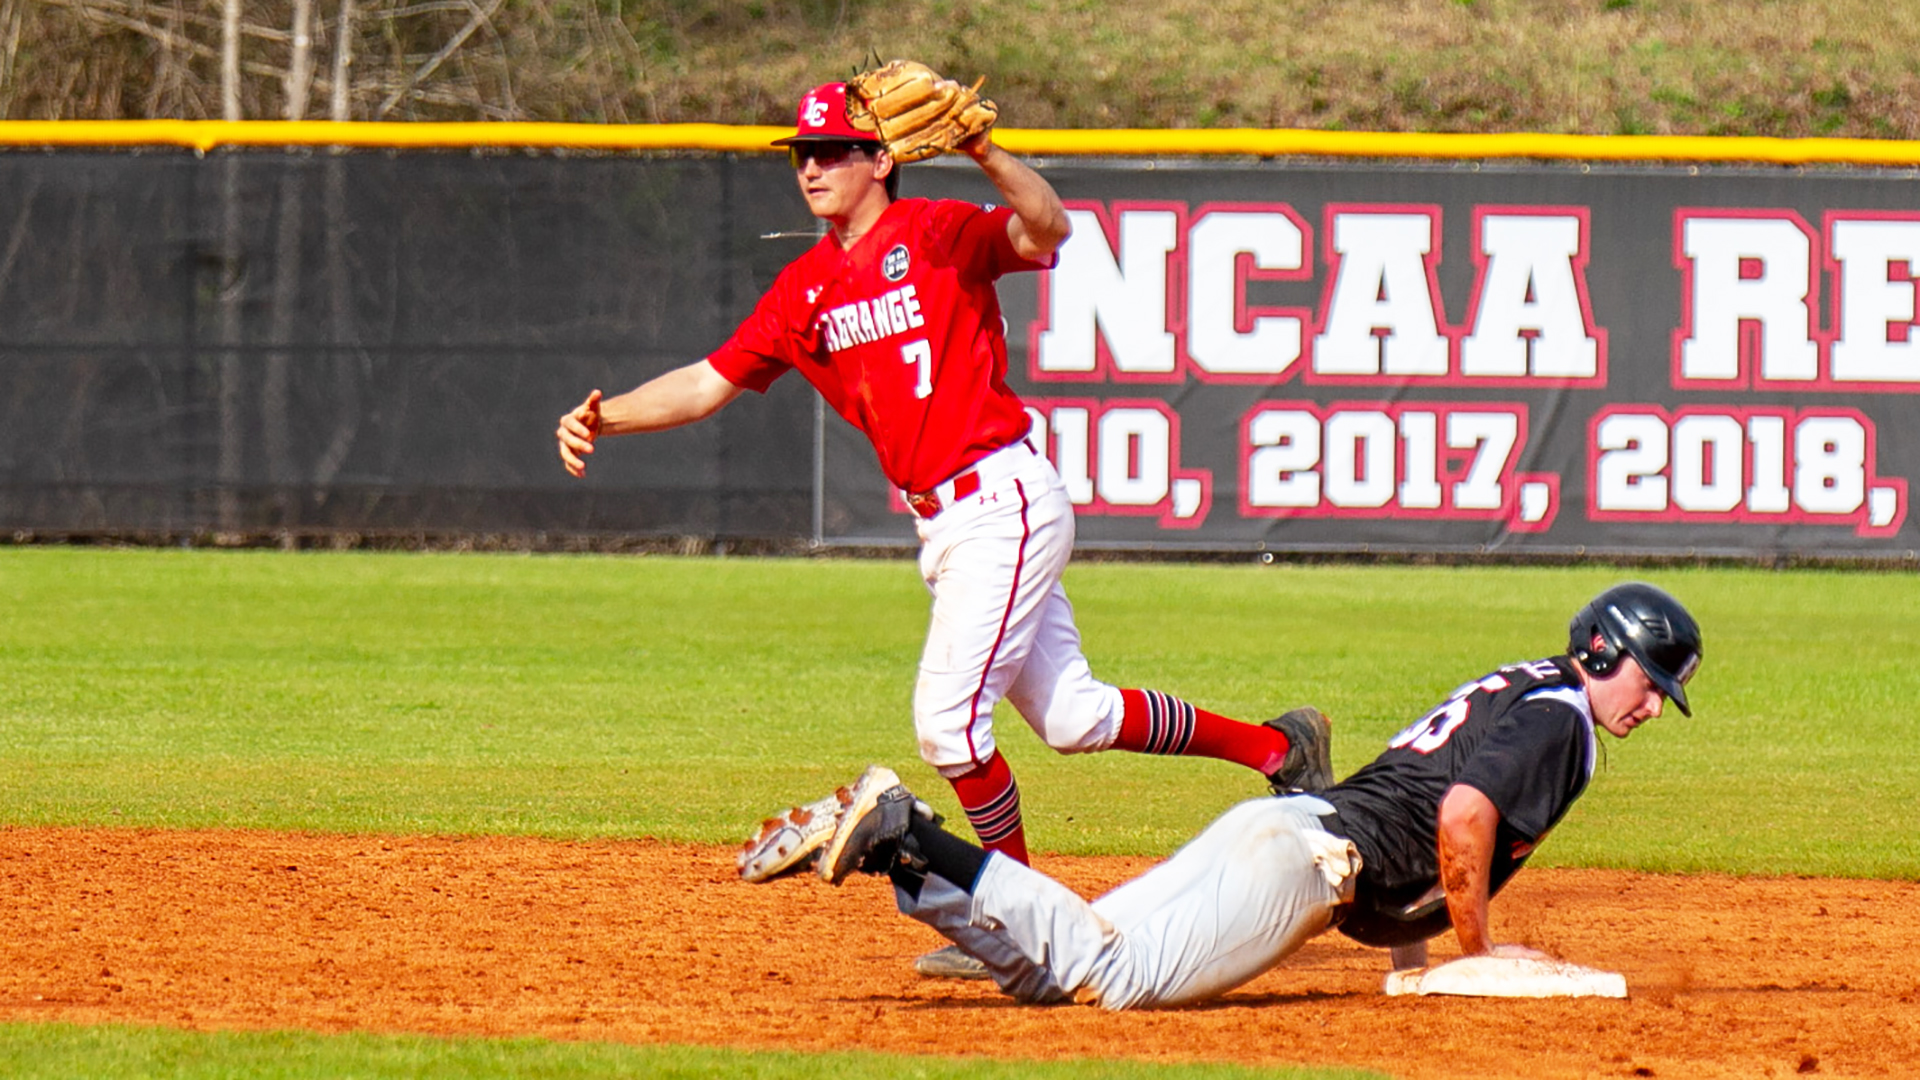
left=2, top=149, right=1917, bottom=559
left=0, top=151, right=821, bottom=540
left=817, top=158, right=1920, bottom=557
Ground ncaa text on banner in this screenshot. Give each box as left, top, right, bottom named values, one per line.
left=1029, top=201, right=1604, bottom=385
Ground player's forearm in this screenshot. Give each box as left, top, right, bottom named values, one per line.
left=1441, top=869, right=1493, bottom=956
left=598, top=361, right=741, bottom=436
left=970, top=142, right=1070, bottom=258
left=1436, top=785, right=1500, bottom=956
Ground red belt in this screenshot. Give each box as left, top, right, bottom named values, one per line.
left=904, top=469, right=980, bottom=519
left=904, top=438, right=1039, bottom=520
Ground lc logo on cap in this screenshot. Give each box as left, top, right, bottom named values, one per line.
left=771, top=81, right=872, bottom=145
left=802, top=93, right=830, bottom=131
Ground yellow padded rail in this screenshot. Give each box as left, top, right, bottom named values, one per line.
left=0, top=120, right=791, bottom=152
left=3, top=119, right=1920, bottom=166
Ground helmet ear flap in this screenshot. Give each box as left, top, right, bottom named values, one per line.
left=1579, top=628, right=1619, bottom=676
left=1569, top=607, right=1620, bottom=677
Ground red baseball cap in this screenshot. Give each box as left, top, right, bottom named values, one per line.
left=770, top=82, right=878, bottom=145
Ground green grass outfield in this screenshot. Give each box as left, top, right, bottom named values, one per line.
left=5, top=547, right=1916, bottom=872
left=0, top=1022, right=1381, bottom=1080
left=3, top=546, right=1917, bottom=1076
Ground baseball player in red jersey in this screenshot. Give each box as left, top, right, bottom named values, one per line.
left=557, top=80, right=1330, bottom=977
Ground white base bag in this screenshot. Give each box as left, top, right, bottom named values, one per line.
left=1383, top=955, right=1627, bottom=998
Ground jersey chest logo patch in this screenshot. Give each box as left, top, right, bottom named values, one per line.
left=882, top=244, right=910, bottom=282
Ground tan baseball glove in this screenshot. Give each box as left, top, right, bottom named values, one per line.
left=845, top=60, right=998, bottom=163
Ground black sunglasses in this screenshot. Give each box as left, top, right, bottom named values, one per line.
left=788, top=142, right=873, bottom=169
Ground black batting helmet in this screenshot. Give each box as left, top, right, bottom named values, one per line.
left=1568, top=582, right=1704, bottom=716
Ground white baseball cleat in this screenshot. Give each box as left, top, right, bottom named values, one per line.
left=818, top=765, right=916, bottom=885
left=737, top=792, right=841, bottom=883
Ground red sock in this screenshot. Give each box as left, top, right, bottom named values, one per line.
left=946, top=751, right=1029, bottom=866
left=1115, top=688, right=1290, bottom=775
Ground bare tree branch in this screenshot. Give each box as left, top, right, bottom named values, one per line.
left=385, top=2, right=482, bottom=19
left=141, top=0, right=180, bottom=116
left=43, top=0, right=293, bottom=44
left=329, top=0, right=355, bottom=121
left=373, top=0, right=503, bottom=120
left=45, top=2, right=207, bottom=58
left=220, top=0, right=239, bottom=120
left=57, top=2, right=296, bottom=84
left=49, top=0, right=475, bottom=45
left=0, top=0, right=23, bottom=112
left=44, top=0, right=353, bottom=94
left=285, top=0, right=314, bottom=119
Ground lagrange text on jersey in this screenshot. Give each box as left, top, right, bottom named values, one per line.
left=818, top=284, right=925, bottom=353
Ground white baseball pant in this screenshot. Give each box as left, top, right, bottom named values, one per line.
left=911, top=439, right=1125, bottom=777
left=895, top=795, right=1362, bottom=1009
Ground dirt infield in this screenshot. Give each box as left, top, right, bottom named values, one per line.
left=2, top=828, right=1917, bottom=1079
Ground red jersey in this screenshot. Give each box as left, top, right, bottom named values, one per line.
left=707, top=197, right=1051, bottom=493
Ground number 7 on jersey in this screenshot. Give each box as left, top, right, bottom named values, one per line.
left=901, top=339, right=933, bottom=399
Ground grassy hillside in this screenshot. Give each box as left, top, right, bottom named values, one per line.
left=12, top=0, right=1920, bottom=138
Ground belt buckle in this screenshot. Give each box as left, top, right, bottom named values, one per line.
left=905, top=490, right=943, bottom=518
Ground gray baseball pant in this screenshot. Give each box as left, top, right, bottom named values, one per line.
left=895, top=794, right=1361, bottom=1008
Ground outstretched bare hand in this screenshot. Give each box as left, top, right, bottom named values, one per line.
left=556, top=389, right=603, bottom=478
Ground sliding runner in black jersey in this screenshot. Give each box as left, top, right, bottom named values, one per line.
left=1326, top=581, right=1704, bottom=965
left=759, top=581, right=1702, bottom=1007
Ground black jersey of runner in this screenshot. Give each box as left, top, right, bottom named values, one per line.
left=1319, top=655, right=1598, bottom=947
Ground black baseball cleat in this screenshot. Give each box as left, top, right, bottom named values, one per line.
left=818, top=765, right=919, bottom=885
left=1264, top=706, right=1334, bottom=795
